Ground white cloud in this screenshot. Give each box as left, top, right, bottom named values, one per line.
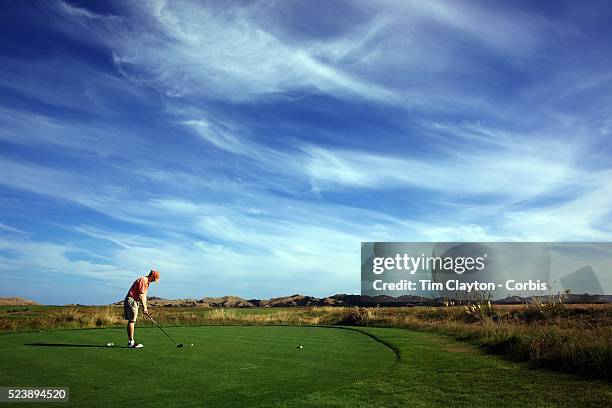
left=53, top=0, right=110, bottom=20
left=0, top=52, right=150, bottom=113
left=505, top=176, right=612, bottom=241
left=181, top=119, right=254, bottom=156
left=0, top=223, right=28, bottom=235
left=47, top=0, right=583, bottom=117
left=0, top=236, right=126, bottom=281
left=0, top=157, right=85, bottom=198
left=0, top=107, right=154, bottom=162
left=302, top=142, right=579, bottom=200
left=3, top=0, right=612, bottom=304
left=103, top=1, right=395, bottom=102
left=174, top=111, right=588, bottom=205
left=385, top=0, right=554, bottom=57
left=2, top=148, right=611, bottom=303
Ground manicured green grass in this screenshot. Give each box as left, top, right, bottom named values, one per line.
left=0, top=326, right=609, bottom=407
left=0, top=326, right=394, bottom=407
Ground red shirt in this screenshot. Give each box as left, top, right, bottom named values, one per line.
left=127, top=277, right=149, bottom=300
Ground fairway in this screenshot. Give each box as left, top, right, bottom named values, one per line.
left=0, top=326, right=395, bottom=407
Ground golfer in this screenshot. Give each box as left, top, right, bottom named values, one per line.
left=124, top=269, right=160, bottom=348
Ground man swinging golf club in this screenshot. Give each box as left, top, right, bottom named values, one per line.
left=124, top=269, right=159, bottom=348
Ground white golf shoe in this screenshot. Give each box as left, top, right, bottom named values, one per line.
left=128, top=341, right=144, bottom=349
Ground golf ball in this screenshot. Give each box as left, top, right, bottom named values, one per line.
left=299, top=345, right=303, bottom=349
left=106, top=342, right=112, bottom=347
left=190, top=343, right=194, bottom=347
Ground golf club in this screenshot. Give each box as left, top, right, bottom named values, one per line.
left=147, top=315, right=184, bottom=348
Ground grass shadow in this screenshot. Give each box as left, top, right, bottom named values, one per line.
left=25, top=343, right=115, bottom=348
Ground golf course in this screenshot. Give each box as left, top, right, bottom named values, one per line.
left=1, top=325, right=610, bottom=407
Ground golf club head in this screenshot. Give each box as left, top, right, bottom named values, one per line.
left=176, top=344, right=184, bottom=348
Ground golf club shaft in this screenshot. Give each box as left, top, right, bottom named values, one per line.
left=148, top=316, right=177, bottom=345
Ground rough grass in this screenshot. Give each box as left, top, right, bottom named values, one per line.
left=1, top=303, right=610, bottom=380
left=348, top=306, right=612, bottom=380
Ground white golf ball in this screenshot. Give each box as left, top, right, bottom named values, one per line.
left=190, top=343, right=194, bottom=347
left=106, top=343, right=112, bottom=347
left=299, top=345, right=303, bottom=349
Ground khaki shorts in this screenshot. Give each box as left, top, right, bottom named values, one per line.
left=124, top=296, right=139, bottom=322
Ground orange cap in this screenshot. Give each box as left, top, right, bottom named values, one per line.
left=150, top=269, right=160, bottom=281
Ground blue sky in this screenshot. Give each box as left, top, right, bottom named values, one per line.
left=1, top=0, right=611, bottom=305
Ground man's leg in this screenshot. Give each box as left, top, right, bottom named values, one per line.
left=124, top=297, right=142, bottom=348
left=127, top=320, right=135, bottom=342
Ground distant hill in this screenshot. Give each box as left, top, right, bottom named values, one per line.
left=496, top=294, right=612, bottom=304
left=113, top=292, right=612, bottom=307
left=0, top=297, right=40, bottom=306
left=113, top=295, right=256, bottom=308
left=199, top=296, right=255, bottom=308
left=252, top=294, right=342, bottom=307
left=111, top=293, right=441, bottom=307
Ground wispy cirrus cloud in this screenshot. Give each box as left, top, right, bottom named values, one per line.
left=2, top=0, right=612, bottom=304
left=105, top=1, right=396, bottom=102
left=52, top=0, right=558, bottom=107
left=381, top=0, right=559, bottom=57
left=301, top=142, right=578, bottom=199
left=0, top=223, right=28, bottom=235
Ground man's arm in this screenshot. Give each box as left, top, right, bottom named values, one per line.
left=139, top=293, right=150, bottom=317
